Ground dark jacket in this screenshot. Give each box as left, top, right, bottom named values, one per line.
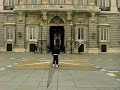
left=52, top=47, right=60, bottom=55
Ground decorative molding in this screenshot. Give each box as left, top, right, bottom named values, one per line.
left=98, top=24, right=110, bottom=27
left=4, top=23, right=16, bottom=26
left=67, top=11, right=72, bottom=20
left=50, top=16, right=64, bottom=24
left=27, top=15, right=41, bottom=25
left=18, top=11, right=23, bottom=21
left=42, top=11, right=47, bottom=20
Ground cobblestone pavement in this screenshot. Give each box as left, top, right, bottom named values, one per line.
left=0, top=52, right=120, bottom=90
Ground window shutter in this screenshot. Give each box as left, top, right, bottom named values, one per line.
left=4, top=27, right=7, bottom=41
left=35, top=27, right=38, bottom=40
left=105, top=0, right=110, bottom=7
left=13, top=27, right=15, bottom=41
left=80, top=0, right=83, bottom=5
left=26, top=27, right=29, bottom=41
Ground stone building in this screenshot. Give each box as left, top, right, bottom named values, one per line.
left=0, top=0, right=120, bottom=53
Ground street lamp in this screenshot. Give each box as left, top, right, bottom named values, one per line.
left=40, top=21, right=43, bottom=53
left=70, top=21, right=73, bottom=54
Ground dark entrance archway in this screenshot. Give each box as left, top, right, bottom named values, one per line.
left=49, top=26, right=65, bottom=52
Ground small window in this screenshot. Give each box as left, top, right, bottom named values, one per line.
left=101, top=44, right=107, bottom=52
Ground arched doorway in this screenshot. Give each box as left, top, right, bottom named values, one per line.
left=49, top=16, right=65, bottom=52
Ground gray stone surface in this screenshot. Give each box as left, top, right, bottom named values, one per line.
left=0, top=52, right=120, bottom=90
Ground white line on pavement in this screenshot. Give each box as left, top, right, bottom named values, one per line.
left=100, top=69, right=107, bottom=72
left=13, top=63, right=18, bottom=65
left=108, top=59, right=113, bottom=60
left=117, top=79, right=120, bottom=81
left=108, top=71, right=119, bottom=73
left=9, top=58, right=15, bottom=59
left=22, top=60, right=26, bottom=61
left=7, top=65, right=13, bottom=67
left=0, top=68, right=6, bottom=70
left=96, top=59, right=102, bottom=60
left=106, top=73, right=116, bottom=76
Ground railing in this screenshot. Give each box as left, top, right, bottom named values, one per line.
left=14, top=4, right=100, bottom=12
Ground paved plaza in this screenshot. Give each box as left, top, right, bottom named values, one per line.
left=0, top=52, right=120, bottom=90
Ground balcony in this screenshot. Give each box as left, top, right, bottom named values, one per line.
left=14, top=4, right=100, bottom=12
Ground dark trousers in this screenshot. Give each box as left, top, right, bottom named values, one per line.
left=34, top=48, right=37, bottom=53
left=53, top=55, right=58, bottom=65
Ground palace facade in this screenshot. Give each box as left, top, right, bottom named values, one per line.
left=0, top=0, right=120, bottom=53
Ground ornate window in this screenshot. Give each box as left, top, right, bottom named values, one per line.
left=5, top=26, right=15, bottom=41
left=99, top=27, right=109, bottom=42
left=97, top=0, right=111, bottom=11
left=75, top=26, right=86, bottom=41
left=26, top=26, right=39, bottom=41
left=50, top=16, right=64, bottom=24
left=4, top=0, right=14, bottom=10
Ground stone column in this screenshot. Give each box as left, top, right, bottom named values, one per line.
left=0, top=0, right=3, bottom=10
left=66, top=11, right=75, bottom=53
left=111, top=0, right=118, bottom=12
left=87, top=12, right=98, bottom=53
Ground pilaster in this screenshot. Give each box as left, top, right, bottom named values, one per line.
left=88, top=12, right=99, bottom=53
left=0, top=0, right=3, bottom=10
left=111, top=0, right=118, bottom=12
left=15, top=11, right=25, bottom=52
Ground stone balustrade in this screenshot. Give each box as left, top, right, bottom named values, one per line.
left=14, top=4, right=100, bottom=12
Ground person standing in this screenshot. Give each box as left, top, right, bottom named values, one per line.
left=78, top=43, right=82, bottom=54
left=52, top=46, right=60, bottom=68
left=34, top=42, right=38, bottom=53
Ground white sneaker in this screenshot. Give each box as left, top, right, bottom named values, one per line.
left=52, top=64, right=55, bottom=67
left=56, top=65, right=59, bottom=68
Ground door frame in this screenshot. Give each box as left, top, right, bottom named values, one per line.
left=48, top=25, right=65, bottom=51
